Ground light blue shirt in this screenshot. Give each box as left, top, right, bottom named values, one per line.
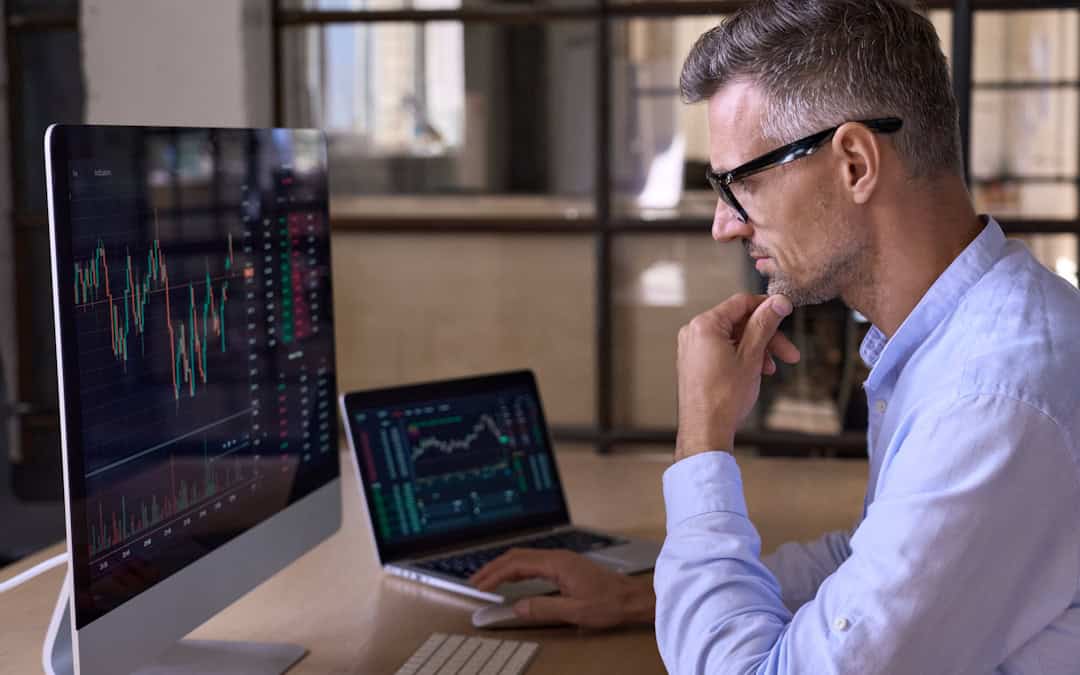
left=654, top=218, right=1080, bottom=674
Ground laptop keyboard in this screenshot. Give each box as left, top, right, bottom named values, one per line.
left=415, top=530, right=619, bottom=579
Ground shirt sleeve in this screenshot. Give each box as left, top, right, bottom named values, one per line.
left=654, top=393, right=1080, bottom=675
left=761, top=529, right=854, bottom=614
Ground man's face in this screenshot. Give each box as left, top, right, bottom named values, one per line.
left=706, top=82, right=868, bottom=307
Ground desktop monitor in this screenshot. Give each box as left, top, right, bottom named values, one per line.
left=45, top=125, right=341, bottom=674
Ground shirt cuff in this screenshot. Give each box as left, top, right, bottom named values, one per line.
left=662, top=451, right=747, bottom=531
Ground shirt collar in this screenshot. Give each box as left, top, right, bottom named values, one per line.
left=859, top=216, right=1007, bottom=389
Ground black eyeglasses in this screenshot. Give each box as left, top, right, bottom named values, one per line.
left=706, top=117, right=903, bottom=223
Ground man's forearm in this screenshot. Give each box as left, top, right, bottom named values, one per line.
left=760, top=529, right=854, bottom=613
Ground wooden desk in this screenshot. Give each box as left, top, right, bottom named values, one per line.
left=0, top=447, right=867, bottom=674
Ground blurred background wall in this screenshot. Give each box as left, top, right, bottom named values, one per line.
left=3, top=1, right=1080, bottom=563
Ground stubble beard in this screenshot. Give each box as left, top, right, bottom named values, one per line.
left=764, top=244, right=865, bottom=308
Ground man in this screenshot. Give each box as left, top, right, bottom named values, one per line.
left=472, top=0, right=1080, bottom=671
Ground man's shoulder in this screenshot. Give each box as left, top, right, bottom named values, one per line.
left=935, top=241, right=1080, bottom=424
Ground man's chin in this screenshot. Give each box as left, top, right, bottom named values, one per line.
left=766, top=278, right=834, bottom=308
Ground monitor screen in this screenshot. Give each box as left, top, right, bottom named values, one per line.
left=48, top=126, right=339, bottom=628
left=343, top=372, right=570, bottom=561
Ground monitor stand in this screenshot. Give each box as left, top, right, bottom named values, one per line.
left=45, top=570, right=308, bottom=675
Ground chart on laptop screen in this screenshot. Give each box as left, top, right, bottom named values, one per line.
left=348, top=389, right=564, bottom=543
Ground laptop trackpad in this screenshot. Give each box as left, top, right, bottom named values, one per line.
left=496, top=578, right=559, bottom=600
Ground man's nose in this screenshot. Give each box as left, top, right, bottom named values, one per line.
left=712, top=200, right=752, bottom=242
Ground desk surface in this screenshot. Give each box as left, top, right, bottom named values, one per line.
left=0, top=447, right=866, bottom=674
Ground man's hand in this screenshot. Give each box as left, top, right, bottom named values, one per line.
left=469, top=549, right=655, bottom=629
left=676, top=293, right=799, bottom=461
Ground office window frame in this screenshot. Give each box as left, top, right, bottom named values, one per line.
left=270, top=0, right=1080, bottom=455
left=5, top=4, right=81, bottom=497
left=9, top=1, right=1080, bottom=464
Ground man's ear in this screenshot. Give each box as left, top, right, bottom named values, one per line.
left=831, top=122, right=880, bottom=205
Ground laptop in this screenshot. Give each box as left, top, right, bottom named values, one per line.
left=339, top=370, right=661, bottom=603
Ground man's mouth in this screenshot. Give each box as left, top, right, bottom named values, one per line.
left=745, top=242, right=773, bottom=269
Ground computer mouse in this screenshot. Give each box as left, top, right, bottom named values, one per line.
left=471, top=603, right=564, bottom=630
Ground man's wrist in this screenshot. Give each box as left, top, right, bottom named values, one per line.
left=620, top=576, right=657, bottom=625
left=674, top=427, right=735, bottom=461
left=674, top=447, right=732, bottom=462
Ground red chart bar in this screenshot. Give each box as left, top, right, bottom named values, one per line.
left=287, top=213, right=313, bottom=340
left=359, top=431, right=378, bottom=479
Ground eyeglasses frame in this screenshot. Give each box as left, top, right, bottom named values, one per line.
left=705, top=117, right=904, bottom=223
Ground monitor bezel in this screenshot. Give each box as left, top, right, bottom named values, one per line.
left=46, top=124, right=343, bottom=671
left=47, top=124, right=94, bottom=618
left=341, top=369, right=573, bottom=564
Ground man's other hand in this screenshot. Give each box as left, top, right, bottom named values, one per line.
left=469, top=549, right=655, bottom=629
left=676, top=293, right=799, bottom=460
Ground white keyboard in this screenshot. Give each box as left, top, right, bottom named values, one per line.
left=394, top=633, right=540, bottom=675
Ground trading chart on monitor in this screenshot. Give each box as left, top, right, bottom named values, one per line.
left=347, top=387, right=563, bottom=545
left=55, top=128, right=338, bottom=625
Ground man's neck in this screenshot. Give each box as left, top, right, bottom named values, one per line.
left=843, top=176, right=985, bottom=339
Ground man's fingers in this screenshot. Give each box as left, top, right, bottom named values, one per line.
left=766, top=331, right=801, bottom=364
left=471, top=562, right=546, bottom=591
left=690, top=294, right=769, bottom=341
left=513, top=595, right=583, bottom=625
left=761, top=352, right=776, bottom=376
left=716, top=293, right=769, bottom=331
left=680, top=292, right=795, bottom=375
left=738, top=295, right=793, bottom=365
left=688, top=295, right=796, bottom=358
left=470, top=549, right=562, bottom=591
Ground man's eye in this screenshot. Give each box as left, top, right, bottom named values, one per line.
left=733, top=180, right=752, bottom=195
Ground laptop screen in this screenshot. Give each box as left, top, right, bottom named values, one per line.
left=342, top=371, right=571, bottom=562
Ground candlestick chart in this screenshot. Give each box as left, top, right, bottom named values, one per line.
left=57, top=128, right=341, bottom=628
left=71, top=224, right=256, bottom=563
left=73, top=234, right=235, bottom=402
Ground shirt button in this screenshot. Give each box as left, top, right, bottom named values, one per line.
left=833, top=617, right=850, bottom=632
left=875, top=400, right=887, bottom=414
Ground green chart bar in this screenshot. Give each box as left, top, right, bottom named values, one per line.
left=536, top=454, right=554, bottom=490
left=512, top=455, right=528, bottom=493
left=371, top=484, right=391, bottom=540
left=392, top=483, right=410, bottom=536
left=390, top=428, right=410, bottom=479
left=379, top=428, right=398, bottom=480
left=279, top=217, right=294, bottom=344
left=528, top=455, right=543, bottom=492
left=402, top=484, right=422, bottom=533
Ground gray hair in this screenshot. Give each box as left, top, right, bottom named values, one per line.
left=680, top=0, right=962, bottom=179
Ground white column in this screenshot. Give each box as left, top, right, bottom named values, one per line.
left=81, top=0, right=273, bottom=127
